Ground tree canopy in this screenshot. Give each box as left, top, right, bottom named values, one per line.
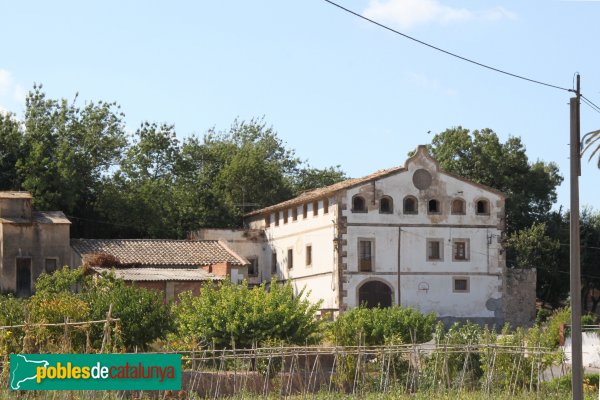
left=427, top=127, right=563, bottom=233
left=0, top=87, right=346, bottom=238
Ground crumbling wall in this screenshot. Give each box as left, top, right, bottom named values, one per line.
left=503, top=268, right=537, bottom=327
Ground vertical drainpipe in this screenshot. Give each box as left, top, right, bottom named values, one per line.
left=397, top=227, right=402, bottom=306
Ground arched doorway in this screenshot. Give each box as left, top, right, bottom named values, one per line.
left=358, top=281, right=393, bottom=308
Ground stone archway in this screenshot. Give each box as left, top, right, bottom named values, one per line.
left=358, top=280, right=393, bottom=308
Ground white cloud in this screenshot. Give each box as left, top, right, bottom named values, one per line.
left=363, top=0, right=515, bottom=30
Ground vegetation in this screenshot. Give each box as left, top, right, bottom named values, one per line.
left=327, top=306, right=436, bottom=346
left=172, top=279, right=322, bottom=349
left=0, top=267, right=172, bottom=352
left=0, top=86, right=346, bottom=238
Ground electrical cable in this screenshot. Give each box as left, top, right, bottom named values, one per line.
left=322, top=0, right=574, bottom=93
left=581, top=95, right=600, bottom=115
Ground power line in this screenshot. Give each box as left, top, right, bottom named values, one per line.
left=322, top=0, right=573, bottom=93
left=581, top=95, right=600, bottom=115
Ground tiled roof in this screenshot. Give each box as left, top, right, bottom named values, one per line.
left=0, top=211, right=71, bottom=224
left=91, top=267, right=223, bottom=282
left=71, top=239, right=249, bottom=267
left=245, top=166, right=404, bottom=216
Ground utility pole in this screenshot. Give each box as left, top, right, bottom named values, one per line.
left=570, top=73, right=583, bottom=400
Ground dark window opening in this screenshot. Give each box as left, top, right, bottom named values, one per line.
left=264, top=215, right=270, bottom=227
left=403, top=197, right=417, bottom=214
left=274, top=212, right=279, bottom=226
left=477, top=200, right=489, bottom=214
left=271, top=252, right=277, bottom=274
left=428, top=199, right=440, bottom=213
left=313, top=201, right=319, bottom=216
left=283, top=210, right=288, bottom=224
left=323, top=198, right=329, bottom=214
left=379, top=197, right=393, bottom=214
left=303, top=204, right=308, bottom=219
left=16, top=257, right=32, bottom=298
left=306, top=245, right=312, bottom=266
left=292, top=207, right=298, bottom=221
left=287, top=248, right=293, bottom=270
left=248, top=258, right=258, bottom=277
left=352, top=196, right=366, bottom=212
left=358, top=281, right=392, bottom=308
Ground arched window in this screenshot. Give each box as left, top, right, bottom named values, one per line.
left=379, top=196, right=393, bottom=214
left=358, top=281, right=393, bottom=308
left=451, top=199, right=465, bottom=215
left=352, top=195, right=366, bottom=213
left=403, top=196, right=417, bottom=214
left=476, top=199, right=490, bottom=215
left=428, top=199, right=440, bottom=214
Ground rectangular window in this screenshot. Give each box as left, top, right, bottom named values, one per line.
left=45, top=258, right=58, bottom=273
left=292, top=207, right=298, bottom=221
left=313, top=201, right=319, bottom=216
left=264, top=215, right=270, bottom=227
left=283, top=209, right=288, bottom=224
left=323, top=198, right=329, bottom=214
left=306, top=245, right=312, bottom=267
left=303, top=204, right=308, bottom=219
left=274, top=211, right=279, bottom=226
left=358, top=240, right=373, bottom=271
left=453, top=277, right=470, bottom=293
left=287, top=248, right=294, bottom=270
left=271, top=252, right=277, bottom=274
left=453, top=239, right=470, bottom=261
left=427, top=239, right=443, bottom=261
left=247, top=258, right=258, bottom=277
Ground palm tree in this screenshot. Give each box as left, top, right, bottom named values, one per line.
left=582, top=129, right=600, bottom=168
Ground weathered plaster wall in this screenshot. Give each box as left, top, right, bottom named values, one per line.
left=1, top=222, right=71, bottom=294
left=503, top=268, right=537, bottom=327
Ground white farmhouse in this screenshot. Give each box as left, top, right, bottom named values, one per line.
left=194, top=145, right=535, bottom=326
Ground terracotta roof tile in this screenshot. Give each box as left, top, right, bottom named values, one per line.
left=71, top=239, right=249, bottom=267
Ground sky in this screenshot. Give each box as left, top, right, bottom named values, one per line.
left=1, top=0, right=599, bottom=211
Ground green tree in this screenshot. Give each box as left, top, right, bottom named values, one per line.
left=505, top=223, right=561, bottom=304
left=0, top=112, right=22, bottom=190
left=292, top=165, right=347, bottom=196
left=16, top=85, right=127, bottom=237
left=173, top=279, right=322, bottom=349
left=427, top=127, right=563, bottom=232
left=96, top=122, right=181, bottom=238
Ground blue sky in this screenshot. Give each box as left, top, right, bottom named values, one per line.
left=1, top=0, right=599, bottom=211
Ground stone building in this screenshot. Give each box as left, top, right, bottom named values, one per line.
left=0, top=192, right=71, bottom=297
left=195, top=146, right=536, bottom=326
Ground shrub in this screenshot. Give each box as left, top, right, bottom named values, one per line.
left=172, top=278, right=322, bottom=349
left=327, top=306, right=436, bottom=346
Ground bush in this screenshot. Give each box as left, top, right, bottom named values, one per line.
left=327, top=306, right=436, bottom=346
left=172, top=278, right=322, bottom=349
left=83, top=273, right=173, bottom=351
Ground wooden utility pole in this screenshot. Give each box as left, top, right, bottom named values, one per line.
left=570, top=73, right=583, bottom=400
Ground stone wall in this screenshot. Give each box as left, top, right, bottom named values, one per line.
left=503, top=267, right=537, bottom=327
